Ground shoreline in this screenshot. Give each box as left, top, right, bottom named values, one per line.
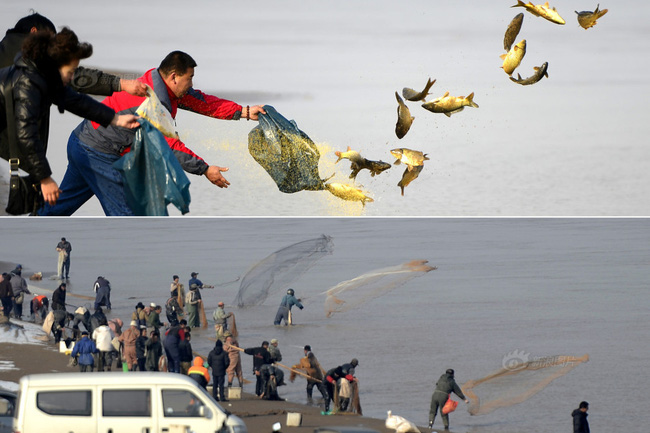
left=0, top=335, right=435, bottom=433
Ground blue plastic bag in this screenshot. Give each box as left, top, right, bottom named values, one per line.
left=113, top=119, right=191, bottom=215
left=248, top=105, right=326, bottom=193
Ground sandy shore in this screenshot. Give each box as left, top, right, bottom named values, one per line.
left=0, top=336, right=436, bottom=433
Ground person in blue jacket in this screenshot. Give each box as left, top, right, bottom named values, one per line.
left=273, top=288, right=303, bottom=326
left=71, top=331, right=98, bottom=372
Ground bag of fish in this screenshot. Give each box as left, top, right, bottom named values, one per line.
left=113, top=119, right=191, bottom=215
left=248, top=105, right=326, bottom=193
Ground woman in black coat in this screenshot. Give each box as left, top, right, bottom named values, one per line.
left=0, top=27, right=139, bottom=206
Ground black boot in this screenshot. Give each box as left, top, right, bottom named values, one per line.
left=340, top=397, right=349, bottom=411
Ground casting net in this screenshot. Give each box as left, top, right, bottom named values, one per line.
left=462, top=354, right=590, bottom=415
left=323, top=260, right=436, bottom=317
left=234, top=235, right=334, bottom=307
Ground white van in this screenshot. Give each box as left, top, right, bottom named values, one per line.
left=13, top=372, right=247, bottom=433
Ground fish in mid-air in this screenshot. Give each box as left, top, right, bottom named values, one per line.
left=509, top=62, right=549, bottom=85
left=402, top=78, right=436, bottom=102
left=349, top=158, right=392, bottom=180
left=504, top=13, right=524, bottom=51
left=500, top=39, right=526, bottom=76
left=421, top=92, right=479, bottom=117
left=397, top=165, right=424, bottom=196
left=575, top=4, right=608, bottom=29
left=390, top=148, right=429, bottom=171
left=335, top=147, right=391, bottom=180
left=335, top=146, right=363, bottom=164
left=512, top=1, right=566, bottom=25
left=325, top=183, right=374, bottom=206
left=395, top=91, right=414, bottom=139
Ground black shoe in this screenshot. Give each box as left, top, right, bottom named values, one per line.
left=221, top=398, right=229, bottom=402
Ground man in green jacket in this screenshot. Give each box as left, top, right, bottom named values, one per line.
left=429, top=369, right=469, bottom=431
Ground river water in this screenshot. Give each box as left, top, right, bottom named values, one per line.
left=1, top=0, right=649, bottom=215
left=1, top=218, right=649, bottom=432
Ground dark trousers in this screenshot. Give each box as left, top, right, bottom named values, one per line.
left=307, top=380, right=329, bottom=400
left=1, top=297, right=12, bottom=317
left=137, top=357, right=146, bottom=371
left=62, top=256, right=70, bottom=278
left=12, top=300, right=23, bottom=318
left=212, top=375, right=226, bottom=401
left=80, top=363, right=93, bottom=372
left=255, top=370, right=264, bottom=396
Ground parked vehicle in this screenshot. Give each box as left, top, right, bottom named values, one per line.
left=13, top=372, right=247, bottom=433
left=0, top=390, right=16, bottom=433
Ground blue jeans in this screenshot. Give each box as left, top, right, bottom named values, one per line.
left=39, top=133, right=134, bottom=216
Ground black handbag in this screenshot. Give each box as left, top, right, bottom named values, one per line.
left=2, top=69, right=44, bottom=215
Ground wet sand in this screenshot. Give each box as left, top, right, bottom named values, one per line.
left=0, top=341, right=434, bottom=433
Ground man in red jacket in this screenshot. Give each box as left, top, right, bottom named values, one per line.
left=41, top=50, right=266, bottom=216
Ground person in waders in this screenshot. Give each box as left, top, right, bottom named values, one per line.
left=428, top=369, right=469, bottom=431
left=273, top=288, right=303, bottom=326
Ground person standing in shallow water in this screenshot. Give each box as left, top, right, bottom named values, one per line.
left=273, top=288, right=303, bottom=326
left=56, top=237, right=72, bottom=279
left=572, top=401, right=590, bottom=433
left=428, top=368, right=469, bottom=431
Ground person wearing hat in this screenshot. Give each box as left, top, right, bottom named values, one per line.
left=55, top=237, right=72, bottom=279
left=213, top=301, right=232, bottom=341
left=428, top=369, right=469, bottom=431
left=132, top=302, right=147, bottom=327
left=186, top=272, right=204, bottom=328
left=71, top=330, right=98, bottom=372
left=188, top=356, right=211, bottom=390
left=93, top=276, right=112, bottom=311
left=572, top=401, right=590, bottom=433
left=324, top=358, right=359, bottom=413
left=291, top=345, right=328, bottom=408
left=269, top=339, right=282, bottom=363
left=244, top=341, right=273, bottom=396
left=273, top=288, right=304, bottom=326
left=147, top=303, right=165, bottom=333
left=10, top=265, right=30, bottom=319
left=119, top=320, right=140, bottom=371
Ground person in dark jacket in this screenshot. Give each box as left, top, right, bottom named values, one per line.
left=145, top=330, right=163, bottom=371
left=428, top=369, right=469, bottom=431
left=260, top=364, right=285, bottom=401
left=244, top=341, right=272, bottom=396
left=0, top=27, right=140, bottom=207
left=325, top=358, right=359, bottom=412
left=572, top=401, right=590, bottom=433
left=71, top=305, right=91, bottom=339
left=51, top=283, right=66, bottom=310
left=93, top=276, right=111, bottom=311
left=70, top=331, right=98, bottom=372
left=89, top=307, right=107, bottom=336
left=165, top=295, right=182, bottom=326
left=9, top=266, right=29, bottom=319
left=163, top=325, right=181, bottom=373
left=207, top=339, right=230, bottom=401
left=51, top=310, right=73, bottom=344
left=135, top=326, right=147, bottom=371
left=0, top=273, right=14, bottom=318
left=55, top=237, right=72, bottom=279
left=178, top=332, right=194, bottom=375
left=147, top=304, right=165, bottom=332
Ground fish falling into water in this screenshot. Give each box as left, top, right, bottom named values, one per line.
left=575, top=4, right=608, bottom=29
left=395, top=91, right=414, bottom=139
left=421, top=92, right=479, bottom=117
left=397, top=165, right=424, bottom=196
left=509, top=62, right=549, bottom=85
left=512, top=1, right=566, bottom=25
left=325, top=183, right=374, bottom=207
left=402, top=78, right=436, bottom=102
left=335, top=147, right=391, bottom=180
left=500, top=39, right=526, bottom=76
left=504, top=13, right=524, bottom=51
left=390, top=148, right=429, bottom=171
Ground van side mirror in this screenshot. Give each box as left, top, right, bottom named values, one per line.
left=199, top=406, right=212, bottom=419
